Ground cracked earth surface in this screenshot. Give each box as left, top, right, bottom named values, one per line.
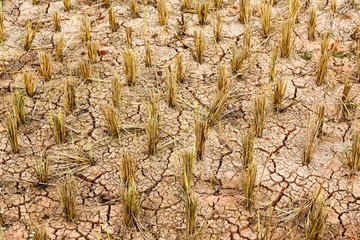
left=0, top=0, right=360, bottom=239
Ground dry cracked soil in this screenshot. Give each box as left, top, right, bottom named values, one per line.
left=0, top=0, right=360, bottom=239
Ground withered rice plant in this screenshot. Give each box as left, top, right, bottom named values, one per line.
left=24, top=22, right=35, bottom=51
left=206, top=88, right=229, bottom=126
left=32, top=226, right=48, bottom=240
left=53, top=11, right=61, bottom=32
left=193, top=30, right=205, bottom=64
left=213, top=0, right=223, bottom=9
left=344, top=126, right=360, bottom=172
left=213, top=11, right=223, bottom=43
left=130, top=0, right=140, bottom=18
left=180, top=151, right=194, bottom=194
left=55, top=34, right=65, bottom=61
left=111, top=77, right=121, bottom=106
left=185, top=193, right=198, bottom=236
left=32, top=0, right=39, bottom=5
left=357, top=40, right=360, bottom=82
left=269, top=47, right=278, bottom=81
left=157, top=0, right=169, bottom=26
left=108, top=7, right=119, bottom=32
left=166, top=67, right=177, bottom=107
left=320, top=32, right=329, bottom=55
left=79, top=60, right=92, bottom=80
left=64, top=79, right=76, bottom=114
left=102, top=0, right=111, bottom=8
left=181, top=0, right=192, bottom=10
left=144, top=39, right=153, bottom=68
left=308, top=6, right=316, bottom=41
left=315, top=104, right=324, bottom=137
left=231, top=25, right=251, bottom=72
left=87, top=41, right=98, bottom=63
left=58, top=173, right=77, bottom=221
left=32, top=153, right=50, bottom=185
left=304, top=186, right=327, bottom=240
left=0, top=10, right=4, bottom=43
left=289, top=0, right=301, bottom=22
left=242, top=160, right=257, bottom=210
left=63, top=0, right=71, bottom=11
left=340, top=81, right=357, bottom=121
left=196, top=0, right=209, bottom=25
left=12, top=90, right=26, bottom=125
left=81, top=15, right=91, bottom=43
left=260, top=0, right=272, bottom=37
left=330, top=0, right=336, bottom=14
left=50, top=110, right=66, bottom=144
left=217, top=62, right=227, bottom=92
left=39, top=52, right=51, bottom=81
left=123, top=49, right=138, bottom=86
left=242, top=129, right=255, bottom=168
left=176, top=14, right=188, bottom=37
left=120, top=153, right=136, bottom=187
left=195, top=113, right=209, bottom=160
left=175, top=53, right=185, bottom=82
left=253, top=95, right=266, bottom=138
left=146, top=92, right=160, bottom=155
left=122, top=178, right=141, bottom=228
left=280, top=19, right=292, bottom=58
left=126, top=26, right=133, bottom=47
left=101, top=104, right=121, bottom=137
left=302, top=118, right=317, bottom=165
left=23, top=71, right=35, bottom=97
left=270, top=79, right=286, bottom=111
left=5, top=114, right=18, bottom=154
left=239, top=0, right=251, bottom=24
left=316, top=49, right=330, bottom=86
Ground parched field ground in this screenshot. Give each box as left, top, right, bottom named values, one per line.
left=0, top=0, right=360, bottom=239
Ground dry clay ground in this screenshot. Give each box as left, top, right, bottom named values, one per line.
left=0, top=0, right=360, bottom=239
